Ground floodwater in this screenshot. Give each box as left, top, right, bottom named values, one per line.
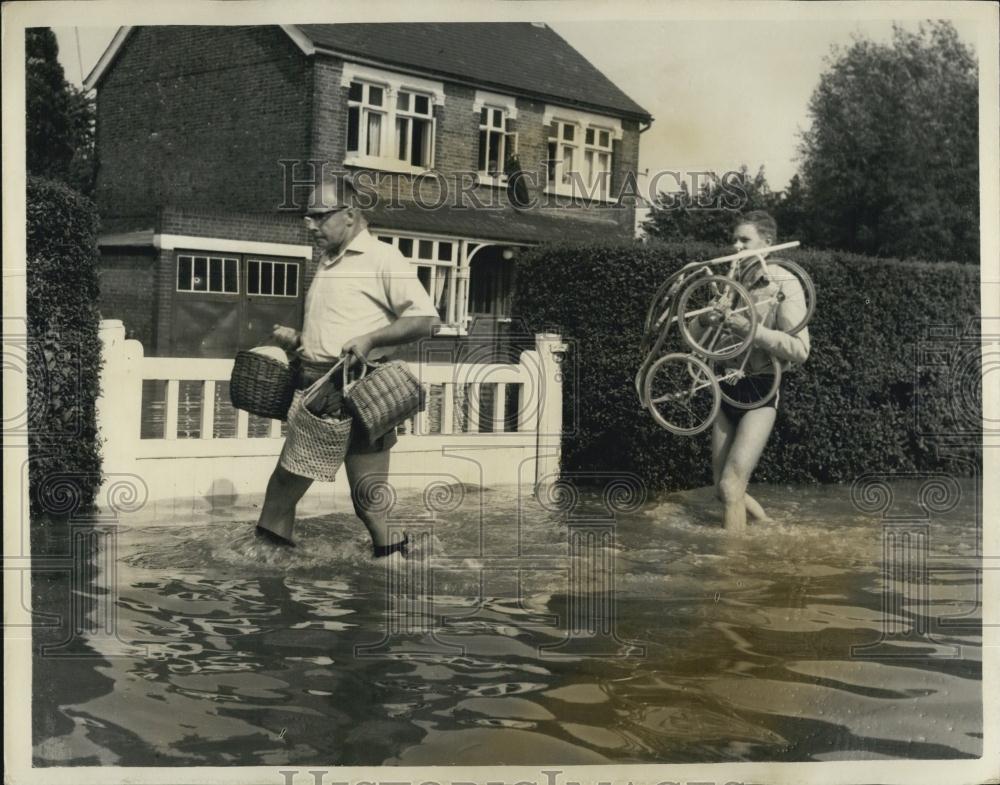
left=32, top=481, right=982, bottom=766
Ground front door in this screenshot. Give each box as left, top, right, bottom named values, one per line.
left=466, top=246, right=516, bottom=363
left=170, top=251, right=303, bottom=357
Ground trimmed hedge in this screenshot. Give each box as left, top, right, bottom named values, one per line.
left=27, top=176, right=103, bottom=518
left=512, top=240, right=981, bottom=489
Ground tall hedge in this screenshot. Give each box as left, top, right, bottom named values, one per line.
left=27, top=176, right=103, bottom=518
left=512, top=241, right=981, bottom=489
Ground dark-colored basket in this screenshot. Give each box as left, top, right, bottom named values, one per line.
left=229, top=350, right=295, bottom=420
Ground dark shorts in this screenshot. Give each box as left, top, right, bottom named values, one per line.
left=718, top=374, right=780, bottom=423
left=296, top=359, right=398, bottom=454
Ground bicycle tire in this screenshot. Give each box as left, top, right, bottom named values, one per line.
left=765, top=259, right=815, bottom=335
left=677, top=276, right=757, bottom=360
left=714, top=355, right=782, bottom=410
left=643, top=353, right=720, bottom=436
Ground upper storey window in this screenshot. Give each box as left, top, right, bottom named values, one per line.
left=342, top=64, right=444, bottom=174
left=544, top=106, right=623, bottom=202
left=474, top=90, right=519, bottom=184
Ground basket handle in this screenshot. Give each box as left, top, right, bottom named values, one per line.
left=301, top=356, right=346, bottom=407
left=343, top=352, right=370, bottom=394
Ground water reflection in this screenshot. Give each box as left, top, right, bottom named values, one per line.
left=33, top=482, right=982, bottom=765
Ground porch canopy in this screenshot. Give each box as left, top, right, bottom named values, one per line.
left=366, top=201, right=625, bottom=245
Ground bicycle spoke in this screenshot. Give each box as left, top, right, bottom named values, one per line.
left=644, top=353, right=719, bottom=434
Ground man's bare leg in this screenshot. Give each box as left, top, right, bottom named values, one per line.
left=718, top=406, right=777, bottom=533
left=713, top=413, right=770, bottom=521
left=256, top=462, right=313, bottom=545
left=744, top=493, right=772, bottom=522
left=345, top=447, right=393, bottom=549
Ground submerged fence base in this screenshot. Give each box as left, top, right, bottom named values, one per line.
left=95, top=320, right=566, bottom=518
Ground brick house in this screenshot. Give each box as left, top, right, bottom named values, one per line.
left=86, top=24, right=652, bottom=358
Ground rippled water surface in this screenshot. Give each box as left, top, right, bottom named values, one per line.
left=33, top=481, right=982, bottom=765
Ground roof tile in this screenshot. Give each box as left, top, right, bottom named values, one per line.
left=296, top=23, right=650, bottom=120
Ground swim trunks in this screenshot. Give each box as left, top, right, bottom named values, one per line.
left=718, top=374, right=780, bottom=423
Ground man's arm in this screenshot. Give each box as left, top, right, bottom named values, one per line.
left=341, top=315, right=439, bottom=360
left=751, top=270, right=810, bottom=364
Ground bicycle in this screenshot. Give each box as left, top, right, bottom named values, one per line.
left=636, top=241, right=814, bottom=436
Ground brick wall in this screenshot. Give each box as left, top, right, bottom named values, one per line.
left=308, top=55, right=638, bottom=238
left=94, top=26, right=312, bottom=221
left=97, top=250, right=158, bottom=347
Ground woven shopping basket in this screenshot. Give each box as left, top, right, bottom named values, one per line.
left=344, top=356, right=425, bottom=445
left=279, top=360, right=353, bottom=482
left=229, top=350, right=295, bottom=420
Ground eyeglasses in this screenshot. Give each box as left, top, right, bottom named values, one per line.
left=303, top=206, right=348, bottom=225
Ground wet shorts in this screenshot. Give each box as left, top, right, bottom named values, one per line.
left=718, top=374, right=780, bottom=423
left=296, top=359, right=398, bottom=454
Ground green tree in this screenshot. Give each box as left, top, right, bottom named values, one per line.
left=643, top=165, right=779, bottom=244
left=26, top=28, right=96, bottom=195
left=770, top=173, right=811, bottom=242
left=799, top=21, right=978, bottom=263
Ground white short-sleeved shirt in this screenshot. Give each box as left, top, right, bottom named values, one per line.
left=300, top=229, right=439, bottom=362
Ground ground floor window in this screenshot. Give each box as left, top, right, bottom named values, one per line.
left=376, top=234, right=455, bottom=322
left=247, top=259, right=299, bottom=297
left=176, top=254, right=239, bottom=294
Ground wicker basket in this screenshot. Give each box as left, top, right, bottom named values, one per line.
left=229, top=350, right=295, bottom=420
left=279, top=361, right=352, bottom=482
left=344, top=358, right=425, bottom=445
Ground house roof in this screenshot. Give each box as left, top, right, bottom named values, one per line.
left=85, top=24, right=651, bottom=122
left=294, top=23, right=651, bottom=121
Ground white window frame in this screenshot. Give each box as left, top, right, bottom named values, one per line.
left=246, top=259, right=300, bottom=298
left=544, top=106, right=623, bottom=202
left=474, top=90, right=519, bottom=186
left=476, top=106, right=518, bottom=186
left=176, top=254, right=239, bottom=295
left=376, top=233, right=457, bottom=324
left=394, top=89, right=435, bottom=167
left=347, top=80, right=389, bottom=158
left=341, top=63, right=444, bottom=175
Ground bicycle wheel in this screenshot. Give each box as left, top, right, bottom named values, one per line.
left=714, top=355, right=782, bottom=410
left=643, top=353, right=720, bottom=436
left=766, top=260, right=815, bottom=335
left=677, top=276, right=756, bottom=360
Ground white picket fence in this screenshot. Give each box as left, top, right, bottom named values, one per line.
left=95, top=320, right=566, bottom=516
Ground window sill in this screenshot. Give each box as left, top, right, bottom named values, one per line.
left=344, top=155, right=432, bottom=176
left=544, top=184, right=619, bottom=205
left=475, top=173, right=509, bottom=189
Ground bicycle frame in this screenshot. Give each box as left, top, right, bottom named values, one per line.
left=647, top=241, right=801, bottom=333
left=638, top=241, right=805, bottom=432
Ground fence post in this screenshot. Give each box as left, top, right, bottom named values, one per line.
left=96, top=320, right=143, bottom=478
left=534, top=332, right=567, bottom=494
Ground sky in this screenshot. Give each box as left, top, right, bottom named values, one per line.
left=53, top=17, right=980, bottom=191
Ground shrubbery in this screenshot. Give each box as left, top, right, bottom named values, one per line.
left=512, top=240, right=981, bottom=489
left=27, top=176, right=103, bottom=518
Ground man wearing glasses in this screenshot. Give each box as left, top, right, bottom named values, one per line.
left=256, top=178, right=439, bottom=557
